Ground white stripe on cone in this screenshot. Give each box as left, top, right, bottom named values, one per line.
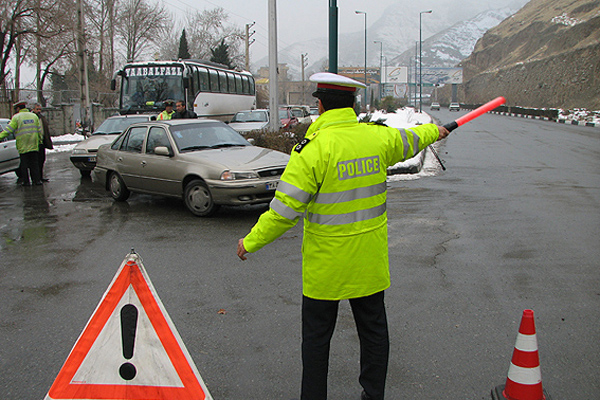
left=514, top=333, right=538, bottom=352
left=507, top=363, right=542, bottom=385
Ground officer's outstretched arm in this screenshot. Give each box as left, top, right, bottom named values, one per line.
left=437, top=125, right=450, bottom=140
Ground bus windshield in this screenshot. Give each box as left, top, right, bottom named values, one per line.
left=121, top=65, right=184, bottom=111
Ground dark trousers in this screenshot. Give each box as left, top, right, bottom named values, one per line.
left=19, top=151, right=41, bottom=184
left=301, top=291, right=389, bottom=400
left=38, top=146, right=46, bottom=179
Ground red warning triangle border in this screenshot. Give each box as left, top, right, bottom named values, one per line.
left=47, top=255, right=208, bottom=400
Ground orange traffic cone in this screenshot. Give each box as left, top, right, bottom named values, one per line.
left=491, top=309, right=551, bottom=400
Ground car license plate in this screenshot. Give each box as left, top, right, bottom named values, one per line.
left=266, top=181, right=278, bottom=190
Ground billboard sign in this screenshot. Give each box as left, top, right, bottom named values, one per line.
left=421, top=68, right=463, bottom=85
left=382, top=67, right=408, bottom=84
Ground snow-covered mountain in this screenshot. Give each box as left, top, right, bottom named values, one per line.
left=255, top=0, right=528, bottom=80
left=390, top=8, right=518, bottom=68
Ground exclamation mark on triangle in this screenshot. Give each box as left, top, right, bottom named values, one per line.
left=119, top=304, right=138, bottom=380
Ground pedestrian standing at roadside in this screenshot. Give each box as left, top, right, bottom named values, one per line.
left=157, top=100, right=175, bottom=120
left=236, top=72, right=450, bottom=400
left=0, top=101, right=42, bottom=186
left=32, top=103, right=54, bottom=182
left=172, top=100, right=198, bottom=119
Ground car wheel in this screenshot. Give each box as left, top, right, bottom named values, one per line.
left=109, top=172, right=130, bottom=201
left=184, top=179, right=220, bottom=217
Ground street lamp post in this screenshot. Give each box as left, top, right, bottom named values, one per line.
left=374, top=40, right=383, bottom=101
left=419, top=10, right=432, bottom=113
left=355, top=10, right=367, bottom=109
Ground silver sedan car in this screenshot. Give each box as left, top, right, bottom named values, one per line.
left=0, top=118, right=20, bottom=176
left=95, top=119, right=290, bottom=216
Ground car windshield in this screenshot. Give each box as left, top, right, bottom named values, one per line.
left=231, top=111, right=268, bottom=123
left=290, top=109, right=303, bottom=117
left=93, top=116, right=149, bottom=135
left=172, top=122, right=251, bottom=152
left=278, top=110, right=289, bottom=119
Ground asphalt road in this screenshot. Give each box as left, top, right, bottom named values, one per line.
left=1, top=110, right=598, bottom=399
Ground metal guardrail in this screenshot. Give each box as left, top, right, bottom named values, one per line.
left=461, top=103, right=559, bottom=121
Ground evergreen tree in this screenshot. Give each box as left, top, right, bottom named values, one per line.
left=210, top=39, right=232, bottom=68
left=178, top=29, right=191, bottom=60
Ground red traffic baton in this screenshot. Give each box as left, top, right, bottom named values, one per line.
left=443, top=96, right=506, bottom=132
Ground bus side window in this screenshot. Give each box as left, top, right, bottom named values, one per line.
left=198, top=68, right=209, bottom=91
left=235, top=75, right=243, bottom=94
left=227, top=73, right=236, bottom=94
left=218, top=71, right=227, bottom=93
left=241, top=76, right=248, bottom=94
left=190, top=67, right=199, bottom=96
left=248, top=76, right=256, bottom=95
left=209, top=69, right=219, bottom=92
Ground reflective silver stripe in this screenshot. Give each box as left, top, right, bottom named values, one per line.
left=314, top=182, right=386, bottom=204
left=14, top=126, right=39, bottom=137
left=307, top=203, right=386, bottom=225
left=399, top=128, right=409, bottom=159
left=277, top=180, right=312, bottom=204
left=270, top=198, right=304, bottom=220
left=411, top=129, right=421, bottom=157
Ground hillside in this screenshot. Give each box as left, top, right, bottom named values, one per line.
left=458, top=0, right=600, bottom=109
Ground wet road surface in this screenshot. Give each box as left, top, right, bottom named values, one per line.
left=1, top=111, right=599, bottom=399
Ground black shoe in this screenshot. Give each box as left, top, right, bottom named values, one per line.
left=21, top=182, right=31, bottom=186
left=34, top=181, right=43, bottom=185
left=41, top=178, right=49, bottom=182
left=361, top=390, right=373, bottom=400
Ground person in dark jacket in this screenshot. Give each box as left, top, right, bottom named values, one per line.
left=172, top=100, right=198, bottom=119
left=33, top=104, right=54, bottom=182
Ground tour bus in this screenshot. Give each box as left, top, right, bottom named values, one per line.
left=111, top=59, right=256, bottom=121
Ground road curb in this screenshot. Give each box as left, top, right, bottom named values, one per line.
left=488, top=111, right=600, bottom=128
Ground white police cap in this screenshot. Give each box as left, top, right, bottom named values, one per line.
left=310, top=72, right=366, bottom=97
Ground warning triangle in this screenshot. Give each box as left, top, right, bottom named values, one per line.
left=44, top=253, right=213, bottom=400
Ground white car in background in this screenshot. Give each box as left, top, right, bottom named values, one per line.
left=70, top=114, right=153, bottom=177
left=0, top=118, right=20, bottom=176
left=228, top=109, right=270, bottom=135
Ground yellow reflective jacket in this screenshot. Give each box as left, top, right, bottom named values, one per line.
left=243, top=107, right=440, bottom=300
left=158, top=110, right=174, bottom=120
left=0, top=109, right=42, bottom=154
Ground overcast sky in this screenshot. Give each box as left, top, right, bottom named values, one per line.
left=161, top=0, right=530, bottom=62
left=162, top=0, right=423, bottom=61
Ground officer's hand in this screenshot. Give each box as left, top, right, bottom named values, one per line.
left=437, top=125, right=450, bottom=140
left=237, top=238, right=249, bottom=261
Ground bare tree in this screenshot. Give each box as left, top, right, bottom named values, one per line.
left=115, top=0, right=172, bottom=63
left=0, top=0, right=37, bottom=97
left=180, top=8, right=244, bottom=68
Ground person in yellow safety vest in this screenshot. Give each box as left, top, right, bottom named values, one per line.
left=157, top=100, right=175, bottom=120
left=0, top=101, right=43, bottom=186
left=236, top=72, right=450, bottom=400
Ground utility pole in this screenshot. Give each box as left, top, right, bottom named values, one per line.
left=268, top=0, right=279, bottom=132
left=77, top=0, right=92, bottom=132
left=328, top=0, right=338, bottom=73
left=301, top=53, right=308, bottom=105
left=245, top=22, right=256, bottom=71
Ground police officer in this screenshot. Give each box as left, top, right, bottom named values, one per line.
left=0, top=101, right=43, bottom=186
left=236, top=72, right=450, bottom=400
left=157, top=100, right=175, bottom=120
left=172, top=100, right=198, bottom=119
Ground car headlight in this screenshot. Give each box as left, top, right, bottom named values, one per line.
left=220, top=170, right=258, bottom=180
left=72, top=148, right=89, bottom=154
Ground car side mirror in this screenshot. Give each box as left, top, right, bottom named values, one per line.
left=154, top=146, right=171, bottom=156
left=247, top=138, right=255, bottom=145
left=110, top=79, right=116, bottom=91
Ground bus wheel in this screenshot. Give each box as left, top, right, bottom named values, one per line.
left=184, top=180, right=220, bottom=217
left=109, top=172, right=130, bottom=201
